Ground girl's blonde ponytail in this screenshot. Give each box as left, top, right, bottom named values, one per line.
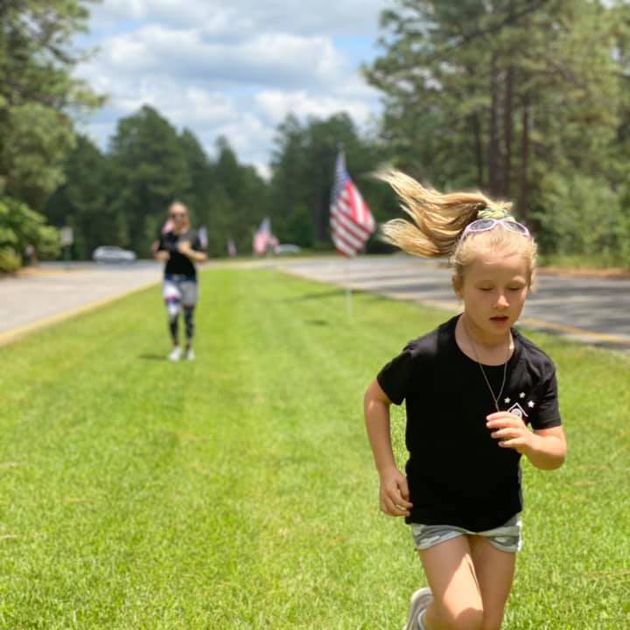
left=378, top=170, right=512, bottom=258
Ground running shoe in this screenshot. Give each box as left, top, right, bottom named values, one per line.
left=167, top=346, right=181, bottom=362
left=185, top=348, right=195, bottom=361
left=402, top=587, right=433, bottom=630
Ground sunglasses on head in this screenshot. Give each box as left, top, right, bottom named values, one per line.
left=461, top=218, right=530, bottom=240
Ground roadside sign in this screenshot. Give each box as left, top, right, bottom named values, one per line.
left=59, top=227, right=74, bottom=247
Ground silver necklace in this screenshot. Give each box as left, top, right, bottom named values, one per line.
left=464, top=320, right=510, bottom=412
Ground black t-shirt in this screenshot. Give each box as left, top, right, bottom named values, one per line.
left=157, top=229, right=204, bottom=278
left=377, top=315, right=562, bottom=531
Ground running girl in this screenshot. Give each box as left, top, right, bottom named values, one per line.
left=363, top=171, right=567, bottom=630
left=153, top=202, right=207, bottom=361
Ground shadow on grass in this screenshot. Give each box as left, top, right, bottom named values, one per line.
left=138, top=353, right=168, bottom=361
left=286, top=288, right=349, bottom=302
left=306, top=319, right=329, bottom=327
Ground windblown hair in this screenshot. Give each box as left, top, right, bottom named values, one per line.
left=378, top=169, right=537, bottom=284
left=378, top=170, right=512, bottom=257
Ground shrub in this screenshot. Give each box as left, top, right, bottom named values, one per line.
left=0, top=196, right=61, bottom=272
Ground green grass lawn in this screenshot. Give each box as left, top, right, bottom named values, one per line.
left=0, top=268, right=628, bottom=629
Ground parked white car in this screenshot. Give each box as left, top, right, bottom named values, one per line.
left=274, top=244, right=302, bottom=255
left=92, top=246, right=137, bottom=263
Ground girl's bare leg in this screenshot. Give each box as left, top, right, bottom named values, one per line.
left=418, top=535, right=516, bottom=630
left=419, top=536, right=484, bottom=630
left=469, top=536, right=516, bottom=630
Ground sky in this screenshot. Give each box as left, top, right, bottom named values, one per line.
left=74, top=0, right=392, bottom=177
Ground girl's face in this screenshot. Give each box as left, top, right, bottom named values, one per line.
left=454, top=249, right=530, bottom=342
left=170, top=207, right=187, bottom=224
left=169, top=204, right=189, bottom=232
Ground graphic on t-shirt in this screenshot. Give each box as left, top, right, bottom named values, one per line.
left=504, top=391, right=537, bottom=418
left=507, top=402, right=529, bottom=418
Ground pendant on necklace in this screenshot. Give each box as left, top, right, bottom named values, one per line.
left=462, top=318, right=511, bottom=416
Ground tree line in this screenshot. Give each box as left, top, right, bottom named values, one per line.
left=1, top=0, right=628, bottom=271
left=43, top=106, right=395, bottom=259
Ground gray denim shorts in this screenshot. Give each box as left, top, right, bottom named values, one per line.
left=163, top=275, right=198, bottom=308
left=410, top=513, right=522, bottom=554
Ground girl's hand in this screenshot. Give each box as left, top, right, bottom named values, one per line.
left=177, top=240, right=193, bottom=256
left=379, top=467, right=413, bottom=517
left=486, top=412, right=533, bottom=453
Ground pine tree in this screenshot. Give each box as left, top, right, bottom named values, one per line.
left=107, top=105, right=191, bottom=254
left=365, top=0, right=629, bottom=262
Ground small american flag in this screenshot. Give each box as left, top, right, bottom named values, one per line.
left=227, top=238, right=237, bottom=257
left=253, top=217, right=278, bottom=256
left=330, top=151, right=376, bottom=257
left=197, top=226, right=208, bottom=249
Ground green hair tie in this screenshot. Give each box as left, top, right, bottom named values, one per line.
left=477, top=206, right=515, bottom=221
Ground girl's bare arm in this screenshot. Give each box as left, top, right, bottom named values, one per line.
left=177, top=241, right=208, bottom=263
left=364, top=380, right=413, bottom=517
left=486, top=412, right=567, bottom=470
left=525, top=426, right=567, bottom=470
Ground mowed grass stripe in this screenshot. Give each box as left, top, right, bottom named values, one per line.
left=0, top=268, right=628, bottom=629
left=1, top=293, right=191, bottom=626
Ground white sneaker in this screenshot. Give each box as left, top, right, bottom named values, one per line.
left=403, top=587, right=433, bottom=630
left=167, top=346, right=181, bottom=362
left=185, top=348, right=195, bottom=361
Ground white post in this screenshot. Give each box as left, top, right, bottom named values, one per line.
left=345, top=257, right=353, bottom=319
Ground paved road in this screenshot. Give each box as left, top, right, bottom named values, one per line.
left=0, top=262, right=162, bottom=344
left=0, top=259, right=259, bottom=345
left=278, top=255, right=630, bottom=352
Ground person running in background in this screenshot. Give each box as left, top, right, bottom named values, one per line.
left=363, top=171, right=567, bottom=630
left=153, top=202, right=207, bottom=361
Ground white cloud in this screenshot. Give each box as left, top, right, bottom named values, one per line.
left=212, top=113, right=274, bottom=178
left=256, top=90, right=374, bottom=126
left=76, top=1, right=387, bottom=169
left=90, top=0, right=389, bottom=37
left=83, top=26, right=349, bottom=89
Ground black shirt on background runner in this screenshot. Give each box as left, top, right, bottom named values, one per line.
left=377, top=314, right=562, bottom=532
left=157, top=229, right=204, bottom=278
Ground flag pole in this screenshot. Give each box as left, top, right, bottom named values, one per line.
left=345, top=256, right=353, bottom=319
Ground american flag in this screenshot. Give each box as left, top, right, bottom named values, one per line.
left=227, top=238, right=237, bottom=257
left=253, top=217, right=278, bottom=256
left=197, top=226, right=208, bottom=249
left=330, top=151, right=376, bottom=257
